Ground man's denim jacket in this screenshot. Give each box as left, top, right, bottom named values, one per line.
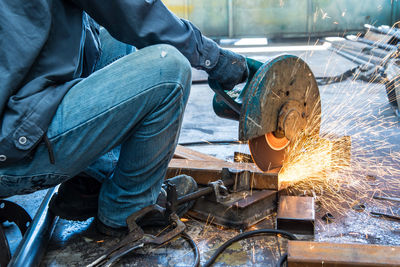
left=0, top=0, right=219, bottom=165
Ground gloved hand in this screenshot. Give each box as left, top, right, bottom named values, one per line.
left=207, top=48, right=249, bottom=91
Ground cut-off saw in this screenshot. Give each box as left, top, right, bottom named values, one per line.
left=209, top=55, right=321, bottom=171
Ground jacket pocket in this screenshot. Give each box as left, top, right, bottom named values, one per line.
left=13, top=120, right=44, bottom=151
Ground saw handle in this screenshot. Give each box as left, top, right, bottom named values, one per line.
left=209, top=58, right=263, bottom=115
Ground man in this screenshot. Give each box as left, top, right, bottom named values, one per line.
left=0, top=0, right=248, bottom=235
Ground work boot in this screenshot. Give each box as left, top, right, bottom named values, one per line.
left=49, top=174, right=101, bottom=221
left=96, top=174, right=197, bottom=237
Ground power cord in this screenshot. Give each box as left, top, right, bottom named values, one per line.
left=276, top=253, right=288, bottom=267
left=181, top=232, right=200, bottom=267
left=315, top=66, right=361, bottom=85
left=179, top=140, right=244, bottom=146
left=202, top=229, right=297, bottom=267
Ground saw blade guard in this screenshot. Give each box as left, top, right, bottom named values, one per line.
left=208, top=55, right=321, bottom=172
left=241, top=55, right=321, bottom=171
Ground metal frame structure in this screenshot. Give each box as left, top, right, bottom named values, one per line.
left=8, top=188, right=58, bottom=267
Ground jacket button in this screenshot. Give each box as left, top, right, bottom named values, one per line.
left=205, top=59, right=211, bottom=67
left=19, top=136, right=27, bottom=145
left=0, top=155, right=6, bottom=162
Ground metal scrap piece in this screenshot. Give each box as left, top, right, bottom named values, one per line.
left=288, top=241, right=400, bottom=266
left=373, top=195, right=400, bottom=203
left=188, top=189, right=277, bottom=229
left=276, top=196, right=315, bottom=235
left=352, top=204, right=366, bottom=212
left=322, top=213, right=335, bottom=223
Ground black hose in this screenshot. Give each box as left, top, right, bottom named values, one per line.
left=203, top=229, right=297, bottom=267
left=315, top=66, right=360, bottom=86
left=179, top=140, right=244, bottom=146
left=276, top=252, right=288, bottom=267
left=181, top=233, right=200, bottom=267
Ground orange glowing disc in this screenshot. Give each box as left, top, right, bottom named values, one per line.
left=265, top=132, right=290, bottom=151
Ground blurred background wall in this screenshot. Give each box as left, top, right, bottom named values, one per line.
left=163, top=0, right=400, bottom=39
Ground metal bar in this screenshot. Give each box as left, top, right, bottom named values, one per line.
left=364, top=47, right=391, bottom=59
left=328, top=40, right=387, bottom=63
left=329, top=43, right=383, bottom=66
left=8, top=187, right=58, bottom=267
left=370, top=211, right=400, bottom=221
left=365, top=24, right=400, bottom=40
left=329, top=47, right=375, bottom=69
left=177, top=178, right=234, bottom=205
left=288, top=241, right=400, bottom=266
left=373, top=195, right=400, bottom=203
left=346, top=35, right=397, bottom=51
left=177, top=187, right=213, bottom=205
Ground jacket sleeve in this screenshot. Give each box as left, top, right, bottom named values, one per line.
left=70, top=0, right=220, bottom=70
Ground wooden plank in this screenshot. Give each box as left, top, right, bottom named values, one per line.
left=288, top=241, right=400, bottom=267
left=173, top=145, right=225, bottom=162
left=167, top=159, right=280, bottom=190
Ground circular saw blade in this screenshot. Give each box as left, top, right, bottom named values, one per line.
left=265, top=132, right=290, bottom=151
left=249, top=134, right=285, bottom=171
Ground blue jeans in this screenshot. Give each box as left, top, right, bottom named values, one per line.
left=0, top=29, right=192, bottom=228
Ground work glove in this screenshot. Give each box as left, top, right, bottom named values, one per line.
left=207, top=48, right=249, bottom=91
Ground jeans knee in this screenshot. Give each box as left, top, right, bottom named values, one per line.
left=117, top=44, right=191, bottom=105
left=156, top=44, right=190, bottom=70
left=156, top=46, right=191, bottom=80
left=155, top=44, right=191, bottom=101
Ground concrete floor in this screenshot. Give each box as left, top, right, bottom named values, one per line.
left=4, top=41, right=400, bottom=266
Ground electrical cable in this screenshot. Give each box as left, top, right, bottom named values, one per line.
left=181, top=232, right=200, bottom=267
left=179, top=140, right=244, bottom=146
left=113, top=232, right=200, bottom=267
left=202, top=229, right=297, bottom=267
left=276, top=252, right=288, bottom=267
left=315, top=66, right=361, bottom=85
